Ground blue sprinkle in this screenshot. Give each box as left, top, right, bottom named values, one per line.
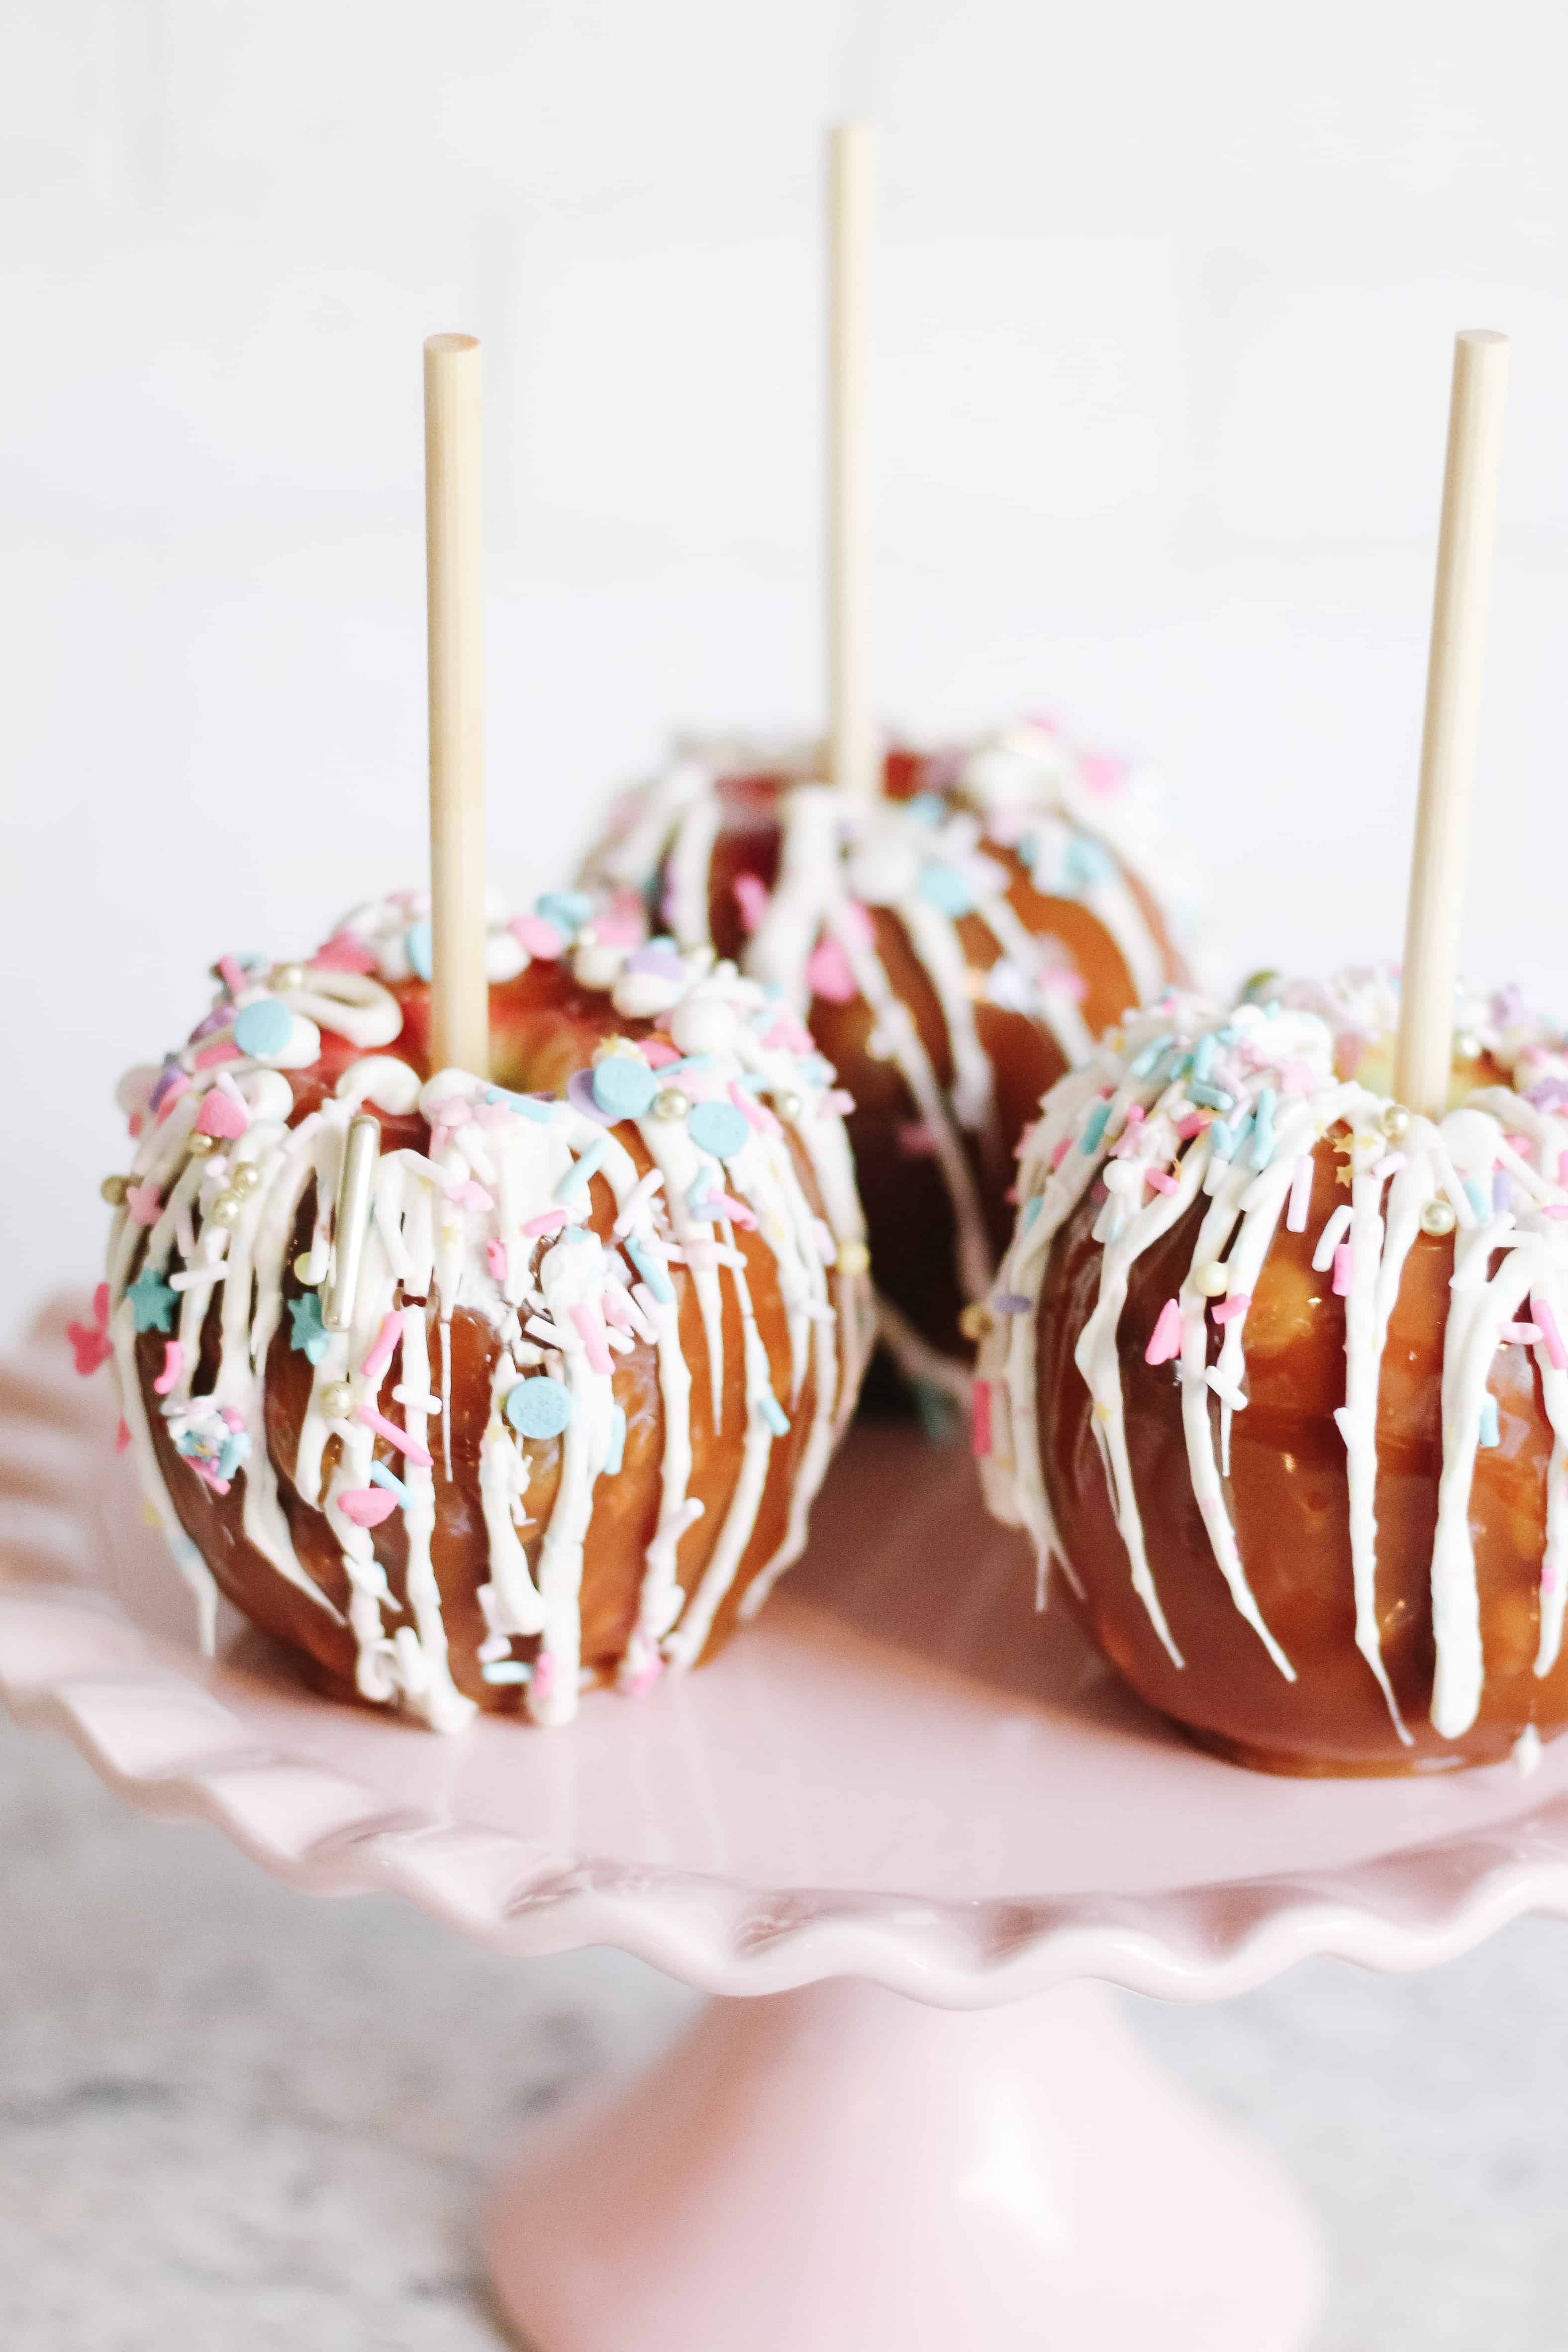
left=800, top=1055, right=836, bottom=1089
left=557, top=1224, right=593, bottom=1245
left=904, top=791, right=947, bottom=826
left=1129, top=1033, right=1173, bottom=1080
left=1022, top=1197, right=1044, bottom=1228
left=369, top=1459, right=411, bottom=1505
left=1192, top=1034, right=1218, bottom=1083
left=482, top=1659, right=532, bottom=1685
left=289, top=1291, right=330, bottom=1364
left=756, top=1389, right=790, bottom=1437
left=918, top=861, right=975, bottom=918
left=1080, top=1101, right=1112, bottom=1155
left=505, top=1375, right=574, bottom=1439
left=1188, top=1080, right=1235, bottom=1113
left=604, top=1404, right=626, bottom=1476
left=1214, top=1025, right=1242, bottom=1045
left=689, top=1100, right=751, bottom=1160
left=646, top=933, right=678, bottom=954
left=486, top=1087, right=556, bottom=1123
left=1210, top=1112, right=1254, bottom=1163
left=1464, top=1177, right=1490, bottom=1222
left=592, top=1057, right=658, bottom=1120
left=686, top=1170, right=717, bottom=1215
left=1064, top=834, right=1114, bottom=892
left=661, top=1053, right=716, bottom=1078
left=1479, top=1394, right=1500, bottom=1449
left=216, top=1431, right=252, bottom=1481
left=404, top=920, right=433, bottom=982
left=625, top=1236, right=674, bottom=1304
left=537, top=890, right=594, bottom=936
left=556, top=1138, right=608, bottom=1201
left=232, top=997, right=294, bottom=1059
left=1249, top=1085, right=1277, bottom=1171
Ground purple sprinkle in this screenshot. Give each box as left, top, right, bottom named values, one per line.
left=625, top=946, right=686, bottom=981
left=1495, top=1170, right=1513, bottom=1216
left=188, top=1005, right=233, bottom=1044
left=1528, top=1079, right=1568, bottom=1113
left=993, top=1293, right=1031, bottom=1314
left=1492, top=985, right=1526, bottom=1030
left=147, top=1055, right=183, bottom=1112
left=566, top=1068, right=617, bottom=1127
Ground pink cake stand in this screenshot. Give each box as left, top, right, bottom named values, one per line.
left=7, top=1302, right=1568, bottom=2350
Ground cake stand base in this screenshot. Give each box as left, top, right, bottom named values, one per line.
left=487, top=1975, right=1324, bottom=2352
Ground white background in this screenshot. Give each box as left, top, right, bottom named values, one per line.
left=5, top=0, right=1568, bottom=1327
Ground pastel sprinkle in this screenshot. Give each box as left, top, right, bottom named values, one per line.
left=971, top=1378, right=992, bottom=1458
left=805, top=935, right=857, bottom=1004
left=1080, top=1101, right=1111, bottom=1155
left=537, top=890, right=594, bottom=936
left=1129, top=1034, right=1172, bottom=1079
left=232, top=997, right=294, bottom=1059
left=1188, top=1081, right=1234, bottom=1113
left=1533, top=1295, right=1568, bottom=1373
left=556, top=1138, right=608, bottom=1201
left=571, top=1303, right=613, bottom=1374
left=732, top=874, right=769, bottom=934
left=355, top=1403, right=433, bottom=1468
left=510, top=912, right=565, bottom=960
left=1249, top=1085, right=1277, bottom=1171
left=604, top=1404, right=626, bottom=1475
left=1049, top=1137, right=1071, bottom=1172
left=126, top=1178, right=163, bottom=1228
left=127, top=1266, right=177, bottom=1333
left=918, top=862, right=975, bottom=918
left=115, top=1417, right=131, bottom=1453
left=369, top=1459, right=412, bottom=1505
left=625, top=1237, right=673, bottom=1304
left=1332, top=1243, right=1353, bottom=1297
left=195, top=1088, right=248, bottom=1140
left=728, top=1079, right=777, bottom=1133
left=1463, top=1178, right=1490, bottom=1222
left=1146, top=1168, right=1178, bottom=1195
left=152, top=1340, right=184, bottom=1394
left=1311, top=1206, right=1352, bottom=1273
left=217, top=954, right=249, bottom=999
left=505, top=1375, right=574, bottom=1439
left=1145, top=1299, right=1182, bottom=1365
left=1212, top=1292, right=1252, bottom=1325
left=523, top=1208, right=569, bottom=1236
left=1503, top=1322, right=1542, bottom=1344
left=361, top=1312, right=402, bottom=1382
left=993, top=1292, right=1030, bottom=1313
left=1286, top=1154, right=1314, bottom=1232
left=192, top=1041, right=242, bottom=1070
left=756, top=1388, right=790, bottom=1438
left=487, top=1239, right=508, bottom=1281
left=339, top=1488, right=397, bottom=1529
left=1479, top=1394, right=1501, bottom=1449
left=592, top=1056, right=659, bottom=1120
left=404, top=920, right=433, bottom=981
left=689, top=1100, right=751, bottom=1160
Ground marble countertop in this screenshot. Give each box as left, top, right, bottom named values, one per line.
left=2, top=1709, right=1565, bottom=2351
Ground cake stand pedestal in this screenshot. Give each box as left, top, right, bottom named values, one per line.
left=8, top=1305, right=1568, bottom=2349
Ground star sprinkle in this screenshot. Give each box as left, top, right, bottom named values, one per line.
left=288, top=1290, right=330, bottom=1365
left=127, top=1265, right=178, bottom=1333
left=125, top=1178, right=164, bottom=1228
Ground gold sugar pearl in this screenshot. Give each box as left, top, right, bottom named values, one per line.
left=1380, top=1102, right=1411, bottom=1141
left=293, top=1252, right=317, bottom=1283
left=229, top=1163, right=263, bottom=1196
left=271, top=962, right=307, bottom=994
left=99, top=1174, right=130, bottom=1206
left=958, top=1301, right=992, bottom=1342
left=1420, top=1197, right=1458, bottom=1237
left=207, top=1192, right=243, bottom=1228
left=187, top=1132, right=217, bottom=1158
left=318, top=1379, right=354, bottom=1419
left=653, top=1089, right=689, bottom=1122
left=836, top=1239, right=871, bottom=1277
left=1193, top=1261, right=1229, bottom=1297
left=774, top=1089, right=804, bottom=1123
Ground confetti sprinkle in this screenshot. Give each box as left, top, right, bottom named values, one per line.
left=232, top=997, right=294, bottom=1059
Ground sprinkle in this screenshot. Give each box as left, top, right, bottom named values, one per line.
left=404, top=920, right=433, bottom=981
left=482, top=1659, right=533, bottom=1686
left=445, top=1179, right=494, bottom=1211
left=126, top=1178, right=163, bottom=1228
left=756, top=1388, right=790, bottom=1437
left=1559, top=1149, right=1568, bottom=1190
left=1145, top=1168, right=1178, bottom=1196
left=1286, top=1154, right=1314, bottom=1232
left=1463, top=1178, right=1491, bottom=1222
left=1502, top=1322, right=1542, bottom=1344
left=805, top=935, right=857, bottom=1004
left=1145, top=1299, right=1182, bottom=1365
left=1533, top=1296, right=1568, bottom=1373
left=487, top=1239, right=508, bottom=1281
left=556, top=1138, right=608, bottom=1201
left=971, top=1379, right=993, bottom=1457
left=1080, top=1101, right=1111, bottom=1156
left=1370, top=1152, right=1405, bottom=1180
left=993, top=1292, right=1031, bottom=1314
left=67, top=1285, right=112, bottom=1375
left=1191, top=1033, right=1218, bottom=1083
left=918, top=861, right=975, bottom=918
left=1332, top=1243, right=1353, bottom=1296
left=232, top=997, right=294, bottom=1060
left=192, top=1040, right=242, bottom=1070
left=604, top=1404, right=627, bottom=1474
left=728, top=1079, right=778, bottom=1133
left=195, top=1088, right=248, bottom=1140
left=217, top=954, right=249, bottom=999
left=1022, top=1196, right=1044, bottom=1228
left=689, top=1100, right=752, bottom=1160
left=152, top=1340, right=184, bottom=1394
left=537, top=889, right=594, bottom=936
left=1205, top=1366, right=1248, bottom=1410
left=1049, top=1136, right=1071, bottom=1172
left=1311, top=1205, right=1353, bottom=1274
left=505, top=1375, right=574, bottom=1439
left=710, top=1190, right=759, bottom=1231
left=1129, top=1033, right=1172, bottom=1079
left=1479, top=1394, right=1501, bottom=1449
left=115, top=1417, right=131, bottom=1452
left=1249, top=1085, right=1277, bottom=1171
left=311, top=933, right=379, bottom=975
left=592, top=1056, right=659, bottom=1120
left=361, top=1312, right=402, bottom=1381
left=570, top=1303, right=614, bottom=1374
left=369, top=1459, right=412, bottom=1505
left=1174, top=1112, right=1211, bottom=1141
left=127, top=1266, right=178, bottom=1333
left=154, top=1072, right=193, bottom=1121
left=732, top=873, right=770, bottom=933
left=339, top=1488, right=397, bottom=1529
left=625, top=1237, right=674, bottom=1304
left=486, top=1086, right=558, bottom=1124
left=1212, top=1292, right=1253, bottom=1325
left=1209, top=1113, right=1252, bottom=1163
left=1494, top=1170, right=1513, bottom=1217
left=510, top=912, right=565, bottom=960
left=355, top=1403, right=433, bottom=1468
left=1188, top=1080, right=1234, bottom=1113
left=523, top=1208, right=569, bottom=1236
left=612, top=1170, right=665, bottom=1236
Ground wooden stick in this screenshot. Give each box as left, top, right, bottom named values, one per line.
left=1394, top=329, right=1510, bottom=1120
left=827, top=121, right=877, bottom=803
left=424, top=332, right=489, bottom=1077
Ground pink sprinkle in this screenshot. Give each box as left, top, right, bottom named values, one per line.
left=710, top=1190, right=759, bottom=1231
left=154, top=1074, right=192, bottom=1123
left=1559, top=1149, right=1568, bottom=1189
left=523, top=1207, right=569, bottom=1236
left=625, top=1657, right=664, bottom=1698
left=1174, top=1113, right=1210, bottom=1141
left=487, top=1239, right=508, bottom=1282
left=1533, top=1296, right=1568, bottom=1372
left=1146, top=1169, right=1178, bottom=1196
left=898, top=1122, right=942, bottom=1158
left=67, top=1284, right=113, bottom=1376
left=531, top=1653, right=556, bottom=1701
left=1079, top=751, right=1124, bottom=796
left=361, top=1311, right=402, bottom=1383
left=114, top=1417, right=131, bottom=1454
left=842, top=899, right=877, bottom=948
left=732, top=873, right=770, bottom=935
left=1504, top=1133, right=1532, bottom=1157
left=729, top=1079, right=778, bottom=1134
left=446, top=1180, right=494, bottom=1212
left=220, top=1406, right=243, bottom=1431
left=1503, top=1322, right=1543, bottom=1344
left=571, top=1303, right=613, bottom=1374
left=1212, top=1292, right=1252, bottom=1325
left=1049, top=1136, right=1071, bottom=1172
left=193, top=1040, right=242, bottom=1070
left=1332, top=1243, right=1353, bottom=1297
left=1546, top=1206, right=1568, bottom=1221
left=805, top=935, right=857, bottom=1004
left=1111, top=1104, right=1147, bottom=1159
left=1286, top=1153, right=1314, bottom=1232
left=152, top=1341, right=184, bottom=1394
left=1040, top=969, right=1088, bottom=1002
left=972, top=1379, right=993, bottom=1458
left=217, top=955, right=248, bottom=999
left=822, top=1090, right=856, bottom=1118
left=1278, top=1060, right=1320, bottom=1096
left=510, top=913, right=566, bottom=960
left=1546, top=1568, right=1562, bottom=1596
left=593, top=908, right=644, bottom=949
left=763, top=1014, right=815, bottom=1054
left=1145, top=1298, right=1182, bottom=1365
left=126, top=1179, right=163, bottom=1228
left=356, top=1404, right=433, bottom=1469
left=643, top=1039, right=682, bottom=1067
left=311, top=933, right=379, bottom=975
left=601, top=1286, right=634, bottom=1332
left=339, top=1488, right=397, bottom=1529
left=196, top=1088, right=248, bottom=1140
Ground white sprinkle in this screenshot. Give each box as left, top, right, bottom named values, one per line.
left=1311, top=1205, right=1353, bottom=1274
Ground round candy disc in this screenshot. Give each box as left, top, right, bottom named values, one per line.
left=404, top=920, right=434, bottom=981
left=536, top=890, right=594, bottom=939
left=917, top=862, right=975, bottom=919
left=689, top=1100, right=751, bottom=1160
left=505, top=1375, right=574, bottom=1440
left=591, top=1056, right=658, bottom=1121
left=232, top=997, right=294, bottom=1060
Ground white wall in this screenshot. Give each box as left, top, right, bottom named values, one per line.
left=5, top=0, right=1568, bottom=1330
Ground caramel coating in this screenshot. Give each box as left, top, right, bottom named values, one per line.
left=700, top=751, right=1186, bottom=1364
left=1039, top=1130, right=1566, bottom=1774
left=128, top=958, right=853, bottom=1716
